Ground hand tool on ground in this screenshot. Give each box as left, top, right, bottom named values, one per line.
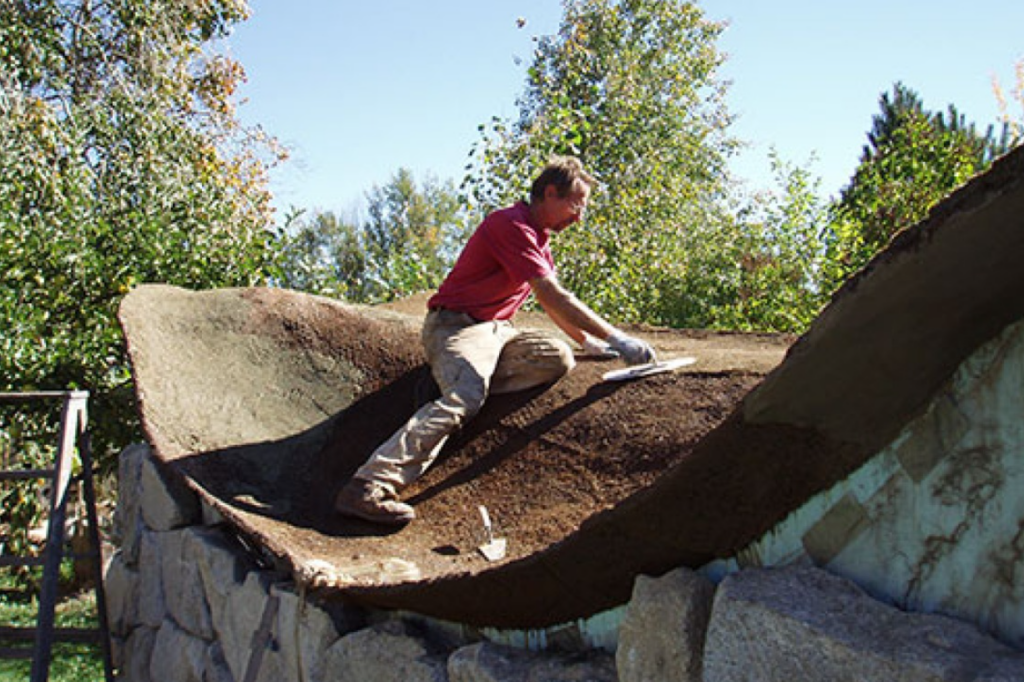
left=601, top=356, right=697, bottom=382
left=477, top=505, right=507, bottom=561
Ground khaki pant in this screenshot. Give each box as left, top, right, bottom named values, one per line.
left=354, top=308, right=575, bottom=493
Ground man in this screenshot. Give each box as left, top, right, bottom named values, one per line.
left=335, top=156, right=656, bottom=525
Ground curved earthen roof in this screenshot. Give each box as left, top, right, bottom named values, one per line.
left=119, top=145, right=1024, bottom=628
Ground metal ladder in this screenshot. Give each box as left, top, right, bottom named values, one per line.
left=0, top=391, right=114, bottom=682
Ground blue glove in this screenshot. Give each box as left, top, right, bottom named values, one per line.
left=606, top=330, right=657, bottom=366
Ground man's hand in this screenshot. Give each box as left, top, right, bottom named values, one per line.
left=581, top=333, right=619, bottom=359
left=606, top=330, right=657, bottom=366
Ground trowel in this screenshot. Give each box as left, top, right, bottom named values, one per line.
left=601, top=356, right=697, bottom=382
left=477, top=505, right=507, bottom=562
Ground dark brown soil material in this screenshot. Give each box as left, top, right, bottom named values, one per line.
left=120, top=285, right=793, bottom=627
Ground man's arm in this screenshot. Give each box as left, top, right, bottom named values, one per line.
left=530, top=274, right=613, bottom=345
left=529, top=275, right=656, bottom=364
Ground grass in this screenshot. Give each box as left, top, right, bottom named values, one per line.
left=0, top=572, right=108, bottom=681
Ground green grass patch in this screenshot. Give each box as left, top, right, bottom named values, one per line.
left=0, top=572, right=107, bottom=681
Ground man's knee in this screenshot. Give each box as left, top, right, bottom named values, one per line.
left=532, top=337, right=574, bottom=382
left=551, top=338, right=575, bottom=376
left=491, top=331, right=575, bottom=394
left=519, top=331, right=575, bottom=375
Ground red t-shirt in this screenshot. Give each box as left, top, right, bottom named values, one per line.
left=428, top=202, right=555, bottom=321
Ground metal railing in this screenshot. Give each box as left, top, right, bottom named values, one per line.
left=0, top=391, right=114, bottom=682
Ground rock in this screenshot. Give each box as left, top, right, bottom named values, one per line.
left=190, top=525, right=258, bottom=623
left=150, top=619, right=207, bottom=682
left=201, top=498, right=226, bottom=526
left=162, top=528, right=214, bottom=639
left=139, top=449, right=201, bottom=531
left=203, top=641, right=235, bottom=682
left=703, top=565, right=1024, bottom=682
left=113, top=443, right=149, bottom=565
left=448, top=641, right=617, bottom=682
left=136, top=530, right=166, bottom=629
left=269, top=583, right=344, bottom=682
left=121, top=626, right=157, bottom=682
left=616, top=566, right=715, bottom=682
left=103, top=550, right=138, bottom=638
left=216, top=571, right=276, bottom=681
left=109, top=633, right=126, bottom=674
left=323, top=621, right=450, bottom=682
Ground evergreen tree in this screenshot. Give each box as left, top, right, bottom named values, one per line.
left=821, top=82, right=1010, bottom=292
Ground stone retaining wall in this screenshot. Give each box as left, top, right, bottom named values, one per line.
left=105, top=443, right=1024, bottom=681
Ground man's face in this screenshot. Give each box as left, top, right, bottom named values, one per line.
left=541, top=181, right=590, bottom=232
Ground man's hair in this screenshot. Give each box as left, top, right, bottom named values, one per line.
left=529, top=156, right=596, bottom=203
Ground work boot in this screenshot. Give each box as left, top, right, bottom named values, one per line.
left=335, top=478, right=415, bottom=526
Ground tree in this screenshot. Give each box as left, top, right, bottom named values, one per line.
left=821, top=83, right=1011, bottom=291
left=463, top=0, right=740, bottom=328
left=712, top=153, right=828, bottom=332
left=276, top=169, right=469, bottom=303
left=274, top=209, right=367, bottom=299
left=362, top=169, right=468, bottom=301
left=0, top=0, right=284, bottom=472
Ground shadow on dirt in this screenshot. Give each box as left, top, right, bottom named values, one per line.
left=407, top=378, right=624, bottom=505
left=173, top=363, right=626, bottom=540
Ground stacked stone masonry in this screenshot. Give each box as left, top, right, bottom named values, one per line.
left=105, top=443, right=1024, bottom=681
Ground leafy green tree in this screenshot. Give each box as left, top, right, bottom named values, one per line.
left=363, top=169, right=468, bottom=301
left=821, top=83, right=1010, bottom=291
left=711, top=153, right=828, bottom=332
left=277, top=169, right=469, bottom=303
left=275, top=209, right=367, bottom=299
left=464, top=0, right=744, bottom=328
left=0, top=0, right=284, bottom=473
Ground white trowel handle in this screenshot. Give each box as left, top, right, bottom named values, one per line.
left=478, top=505, right=494, bottom=541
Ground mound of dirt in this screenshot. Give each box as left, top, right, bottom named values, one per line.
left=120, top=285, right=792, bottom=626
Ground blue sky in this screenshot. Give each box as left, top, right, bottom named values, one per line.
left=226, top=1, right=1023, bottom=217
